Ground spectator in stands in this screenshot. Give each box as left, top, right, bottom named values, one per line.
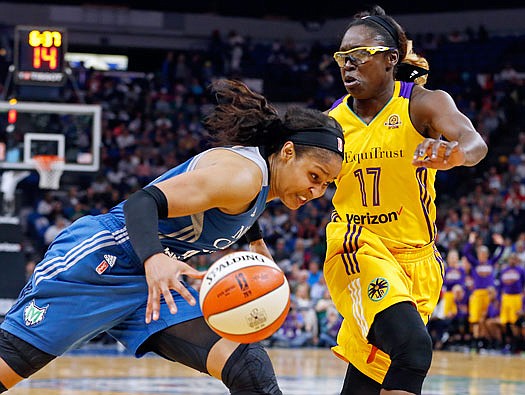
left=323, top=5, right=487, bottom=394
left=464, top=231, right=505, bottom=350
left=161, top=51, right=176, bottom=93
left=207, top=29, right=226, bottom=75
left=24, top=259, right=36, bottom=282
left=0, top=79, right=345, bottom=394
left=43, top=216, right=70, bottom=247
left=513, top=236, right=525, bottom=264
left=272, top=237, right=293, bottom=275
left=226, top=30, right=245, bottom=74
left=294, top=282, right=318, bottom=346
left=499, top=253, right=525, bottom=352
left=443, top=283, right=471, bottom=350
left=442, top=249, right=467, bottom=319
left=35, top=192, right=57, bottom=220
left=318, top=306, right=343, bottom=348
left=270, top=300, right=314, bottom=348
left=306, top=260, right=322, bottom=288
left=499, top=62, right=521, bottom=84
left=310, top=272, right=328, bottom=304
left=481, top=286, right=502, bottom=351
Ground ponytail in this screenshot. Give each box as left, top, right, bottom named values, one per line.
left=396, top=40, right=429, bottom=86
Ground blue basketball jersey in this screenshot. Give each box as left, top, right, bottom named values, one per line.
left=109, top=145, right=270, bottom=261
left=1, top=146, right=270, bottom=357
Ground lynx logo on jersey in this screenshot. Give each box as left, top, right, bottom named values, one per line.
left=367, top=277, right=390, bottom=301
left=384, top=114, right=402, bottom=129
left=24, top=299, right=49, bottom=326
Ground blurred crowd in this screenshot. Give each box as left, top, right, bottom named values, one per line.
left=9, top=26, right=525, bottom=352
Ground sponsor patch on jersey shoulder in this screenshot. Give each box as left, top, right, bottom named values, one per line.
left=24, top=299, right=49, bottom=326
left=367, top=277, right=389, bottom=301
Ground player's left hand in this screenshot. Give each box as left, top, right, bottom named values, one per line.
left=412, top=138, right=466, bottom=170
left=143, top=253, right=205, bottom=324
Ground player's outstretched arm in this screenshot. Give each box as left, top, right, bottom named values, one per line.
left=411, top=88, right=488, bottom=170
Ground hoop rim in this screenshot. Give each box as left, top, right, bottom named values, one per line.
left=33, top=155, right=65, bottom=171
left=33, top=154, right=65, bottom=161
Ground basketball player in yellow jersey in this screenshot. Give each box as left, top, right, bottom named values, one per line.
left=324, top=6, right=488, bottom=395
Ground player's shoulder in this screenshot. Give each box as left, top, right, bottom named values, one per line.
left=326, top=94, right=350, bottom=114
left=410, top=84, right=451, bottom=100
left=199, top=148, right=264, bottom=188
left=199, top=147, right=259, bottom=166
left=410, top=85, right=455, bottom=111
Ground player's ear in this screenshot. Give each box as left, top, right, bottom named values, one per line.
left=281, top=141, right=296, bottom=161
left=386, top=50, right=399, bottom=70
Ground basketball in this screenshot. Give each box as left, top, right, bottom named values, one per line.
left=199, top=251, right=290, bottom=343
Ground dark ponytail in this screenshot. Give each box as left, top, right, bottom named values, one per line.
left=204, top=79, right=344, bottom=158
left=203, top=79, right=281, bottom=147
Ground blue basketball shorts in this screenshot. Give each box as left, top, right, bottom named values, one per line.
left=0, top=214, right=203, bottom=357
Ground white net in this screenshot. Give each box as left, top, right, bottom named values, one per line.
left=33, top=155, right=65, bottom=190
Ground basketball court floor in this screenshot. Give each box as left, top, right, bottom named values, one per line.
left=6, top=346, right=525, bottom=394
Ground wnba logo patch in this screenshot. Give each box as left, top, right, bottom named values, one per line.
left=247, top=307, right=268, bottom=329
left=367, top=277, right=389, bottom=301
left=384, top=114, right=402, bottom=129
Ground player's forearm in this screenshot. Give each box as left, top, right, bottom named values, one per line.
left=249, top=239, right=273, bottom=261
left=459, top=132, right=488, bottom=166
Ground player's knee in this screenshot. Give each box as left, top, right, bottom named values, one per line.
left=391, top=326, right=433, bottom=373
left=221, top=343, right=282, bottom=395
left=371, top=302, right=433, bottom=394
left=383, top=326, right=432, bottom=394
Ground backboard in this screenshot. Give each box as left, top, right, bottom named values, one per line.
left=0, top=100, right=101, bottom=172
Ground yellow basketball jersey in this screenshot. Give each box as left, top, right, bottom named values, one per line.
left=328, top=81, right=437, bottom=250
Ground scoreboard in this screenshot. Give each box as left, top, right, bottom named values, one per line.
left=13, top=26, right=67, bottom=86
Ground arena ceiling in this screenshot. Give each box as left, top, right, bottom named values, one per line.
left=11, top=0, right=525, bottom=20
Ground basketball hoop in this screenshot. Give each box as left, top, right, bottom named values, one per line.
left=33, top=155, right=65, bottom=190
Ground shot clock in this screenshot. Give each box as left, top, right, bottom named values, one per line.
left=13, top=26, right=67, bottom=86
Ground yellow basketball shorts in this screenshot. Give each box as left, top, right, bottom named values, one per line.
left=324, top=222, right=444, bottom=385
left=468, top=289, right=490, bottom=324
left=443, top=291, right=457, bottom=318
left=500, top=293, right=523, bottom=325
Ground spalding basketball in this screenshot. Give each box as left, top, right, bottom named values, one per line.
left=199, top=251, right=290, bottom=343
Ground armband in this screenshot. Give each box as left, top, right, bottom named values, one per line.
left=244, top=220, right=263, bottom=243
left=123, top=186, right=167, bottom=264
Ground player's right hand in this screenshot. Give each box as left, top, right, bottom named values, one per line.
left=143, top=253, right=205, bottom=324
left=412, top=138, right=466, bottom=170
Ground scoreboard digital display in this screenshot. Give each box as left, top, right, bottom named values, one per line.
left=14, top=26, right=67, bottom=86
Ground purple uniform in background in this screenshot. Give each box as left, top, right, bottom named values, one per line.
left=462, top=242, right=504, bottom=290
left=444, top=267, right=466, bottom=291
left=500, top=265, right=525, bottom=295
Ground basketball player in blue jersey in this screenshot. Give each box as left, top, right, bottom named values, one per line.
left=0, top=79, right=345, bottom=394
left=324, top=6, right=488, bottom=395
